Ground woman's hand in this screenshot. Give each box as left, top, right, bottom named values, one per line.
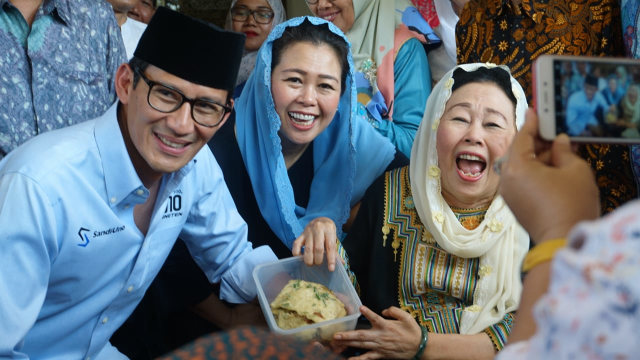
left=331, top=305, right=422, bottom=360
left=292, top=217, right=338, bottom=271
left=499, top=109, right=600, bottom=244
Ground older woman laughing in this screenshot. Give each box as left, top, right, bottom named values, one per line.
left=337, top=63, right=530, bottom=359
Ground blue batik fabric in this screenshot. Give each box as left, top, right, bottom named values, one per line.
left=0, top=0, right=125, bottom=159
left=235, top=16, right=396, bottom=248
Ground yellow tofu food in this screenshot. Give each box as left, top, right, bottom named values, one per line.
left=270, top=279, right=347, bottom=330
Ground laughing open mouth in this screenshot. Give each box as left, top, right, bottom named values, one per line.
left=456, top=153, right=486, bottom=178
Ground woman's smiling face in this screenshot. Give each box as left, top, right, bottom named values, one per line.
left=271, top=41, right=342, bottom=155
left=231, top=0, right=275, bottom=52
left=307, top=0, right=355, bottom=33
left=436, top=82, right=516, bottom=209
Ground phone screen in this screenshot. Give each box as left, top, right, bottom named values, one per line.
left=553, top=59, right=640, bottom=140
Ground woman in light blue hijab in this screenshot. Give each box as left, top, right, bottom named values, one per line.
left=224, top=16, right=400, bottom=268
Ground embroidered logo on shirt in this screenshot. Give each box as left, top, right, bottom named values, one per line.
left=77, top=227, right=91, bottom=247
left=162, top=193, right=183, bottom=220
left=76, top=226, right=126, bottom=246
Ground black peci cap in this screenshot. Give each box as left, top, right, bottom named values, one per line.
left=134, top=7, right=246, bottom=91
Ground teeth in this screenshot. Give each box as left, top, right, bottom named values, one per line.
left=462, top=171, right=481, bottom=177
left=458, top=154, right=484, bottom=162
left=289, top=112, right=315, bottom=124
left=158, top=135, right=185, bottom=149
left=322, top=13, right=337, bottom=21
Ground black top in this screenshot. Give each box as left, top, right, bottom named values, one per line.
left=341, top=172, right=394, bottom=316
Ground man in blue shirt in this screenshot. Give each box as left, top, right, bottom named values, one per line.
left=0, top=0, right=126, bottom=160
left=0, top=7, right=276, bottom=360
left=566, top=74, right=611, bottom=136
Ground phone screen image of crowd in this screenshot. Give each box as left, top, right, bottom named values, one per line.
left=554, top=59, right=640, bottom=140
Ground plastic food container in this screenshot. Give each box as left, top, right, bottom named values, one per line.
left=253, top=256, right=362, bottom=342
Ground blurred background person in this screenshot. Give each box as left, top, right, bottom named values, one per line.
left=565, top=74, right=610, bottom=136
left=617, top=84, right=640, bottom=138
left=601, top=73, right=624, bottom=108
left=129, top=0, right=157, bottom=24
left=306, top=0, right=441, bottom=158
left=225, top=0, right=285, bottom=97
left=107, top=0, right=146, bottom=58
left=410, top=0, right=466, bottom=83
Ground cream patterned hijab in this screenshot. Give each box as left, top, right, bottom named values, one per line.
left=409, top=63, right=529, bottom=334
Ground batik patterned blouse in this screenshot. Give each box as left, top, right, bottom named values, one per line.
left=456, top=0, right=637, bottom=214
left=344, top=166, right=513, bottom=351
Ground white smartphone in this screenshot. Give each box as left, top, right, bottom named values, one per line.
left=533, top=54, right=640, bottom=143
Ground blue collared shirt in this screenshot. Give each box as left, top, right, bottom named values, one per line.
left=0, top=0, right=126, bottom=160
left=566, top=90, right=609, bottom=136
left=0, top=104, right=276, bottom=359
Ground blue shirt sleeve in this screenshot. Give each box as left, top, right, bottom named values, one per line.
left=178, top=152, right=277, bottom=304
left=0, top=173, right=56, bottom=358
left=373, top=38, right=432, bottom=158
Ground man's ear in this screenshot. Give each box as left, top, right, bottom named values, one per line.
left=115, top=63, right=135, bottom=105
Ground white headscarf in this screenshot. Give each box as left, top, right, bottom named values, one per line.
left=224, top=0, right=286, bottom=87
left=410, top=63, right=529, bottom=334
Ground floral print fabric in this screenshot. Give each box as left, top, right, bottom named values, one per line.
left=498, top=200, right=640, bottom=358
left=0, top=0, right=125, bottom=159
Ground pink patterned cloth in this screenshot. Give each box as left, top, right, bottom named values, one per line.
left=411, top=0, right=440, bottom=27
left=498, top=200, right=640, bottom=358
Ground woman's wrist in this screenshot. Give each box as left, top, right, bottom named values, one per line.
left=413, top=326, right=429, bottom=360
left=522, top=238, right=567, bottom=272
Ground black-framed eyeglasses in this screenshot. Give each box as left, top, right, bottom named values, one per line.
left=230, top=6, right=274, bottom=24
left=134, top=68, right=230, bottom=128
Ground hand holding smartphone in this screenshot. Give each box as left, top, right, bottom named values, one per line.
left=533, top=55, right=640, bottom=143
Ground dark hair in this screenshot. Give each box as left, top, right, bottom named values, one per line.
left=451, top=67, right=517, bottom=108
left=271, top=19, right=350, bottom=95
left=128, top=57, right=150, bottom=88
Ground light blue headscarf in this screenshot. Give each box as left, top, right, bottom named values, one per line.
left=235, top=16, right=396, bottom=248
